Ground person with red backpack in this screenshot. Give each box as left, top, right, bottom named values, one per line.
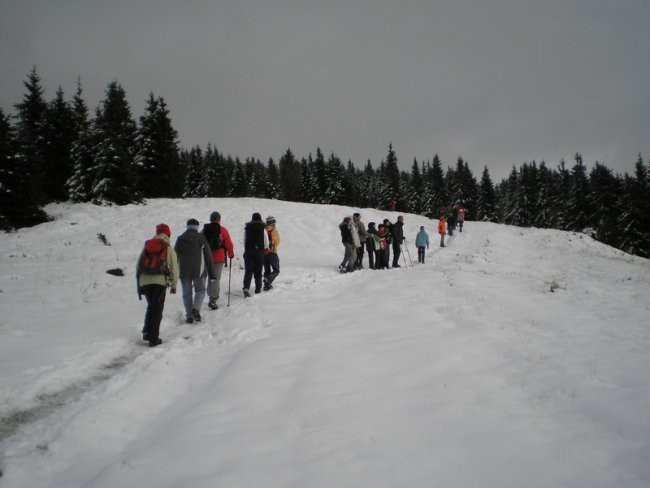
left=136, top=223, right=179, bottom=347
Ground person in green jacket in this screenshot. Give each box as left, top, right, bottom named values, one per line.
left=137, top=223, right=179, bottom=347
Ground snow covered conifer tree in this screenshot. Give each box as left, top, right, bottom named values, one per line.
left=134, top=92, right=182, bottom=198
left=90, top=81, right=139, bottom=205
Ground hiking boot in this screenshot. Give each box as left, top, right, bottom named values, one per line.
left=191, top=308, right=201, bottom=322
left=243, top=288, right=251, bottom=298
left=149, top=338, right=162, bottom=347
left=186, top=316, right=194, bottom=324
left=208, top=299, right=218, bottom=310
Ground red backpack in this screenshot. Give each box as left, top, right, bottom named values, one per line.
left=138, top=238, right=169, bottom=275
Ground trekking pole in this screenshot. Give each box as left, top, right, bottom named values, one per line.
left=227, top=257, right=232, bottom=307
left=404, top=241, right=414, bottom=266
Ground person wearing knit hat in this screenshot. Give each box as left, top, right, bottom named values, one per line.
left=137, top=223, right=179, bottom=347
left=242, top=212, right=269, bottom=297
left=263, top=216, right=280, bottom=291
left=174, top=218, right=215, bottom=323
left=202, top=211, right=235, bottom=309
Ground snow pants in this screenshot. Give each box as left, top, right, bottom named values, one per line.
left=243, top=249, right=265, bottom=292
left=141, top=284, right=166, bottom=342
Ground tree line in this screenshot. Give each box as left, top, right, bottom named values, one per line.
left=1, top=69, right=649, bottom=258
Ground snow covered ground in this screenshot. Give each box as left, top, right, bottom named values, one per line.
left=1, top=197, right=649, bottom=488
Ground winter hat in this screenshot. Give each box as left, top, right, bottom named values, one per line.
left=209, top=211, right=221, bottom=222
left=156, top=223, right=171, bottom=237
left=266, top=216, right=276, bottom=225
left=186, top=218, right=200, bottom=231
left=252, top=212, right=262, bottom=221
left=368, top=222, right=376, bottom=228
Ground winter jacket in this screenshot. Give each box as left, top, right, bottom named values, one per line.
left=137, top=233, right=180, bottom=289
left=340, top=222, right=353, bottom=244
left=174, top=229, right=213, bottom=280
left=392, top=221, right=404, bottom=244
left=415, top=230, right=430, bottom=248
left=267, top=225, right=281, bottom=254
left=353, top=218, right=370, bottom=243
left=438, top=218, right=447, bottom=235
left=203, top=222, right=235, bottom=263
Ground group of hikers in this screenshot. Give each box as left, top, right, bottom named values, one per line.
left=338, top=204, right=468, bottom=272
left=136, top=212, right=280, bottom=347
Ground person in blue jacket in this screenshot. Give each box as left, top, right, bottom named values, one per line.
left=415, top=226, right=430, bottom=263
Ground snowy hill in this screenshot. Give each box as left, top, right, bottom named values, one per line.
left=1, top=198, right=649, bottom=487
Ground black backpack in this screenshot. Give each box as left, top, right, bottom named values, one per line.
left=203, top=222, right=223, bottom=251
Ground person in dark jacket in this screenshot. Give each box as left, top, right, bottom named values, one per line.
left=174, top=218, right=214, bottom=323
left=366, top=222, right=378, bottom=270
left=391, top=215, right=405, bottom=268
left=242, top=213, right=269, bottom=297
left=339, top=216, right=356, bottom=273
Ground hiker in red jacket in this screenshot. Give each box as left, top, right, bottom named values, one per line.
left=202, top=211, right=235, bottom=310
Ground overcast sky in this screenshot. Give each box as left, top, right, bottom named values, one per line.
left=2, top=0, right=649, bottom=181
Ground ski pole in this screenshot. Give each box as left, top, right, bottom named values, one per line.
left=227, top=257, right=232, bottom=307
left=404, top=241, right=414, bottom=266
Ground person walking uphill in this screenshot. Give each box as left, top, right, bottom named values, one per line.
left=136, top=223, right=179, bottom=347
left=391, top=215, right=405, bottom=268
left=263, top=216, right=280, bottom=291
left=415, top=226, right=430, bottom=263
left=175, top=218, right=214, bottom=324
left=202, top=211, right=235, bottom=310
left=339, top=216, right=356, bottom=273
left=438, top=216, right=447, bottom=247
left=242, top=213, right=269, bottom=297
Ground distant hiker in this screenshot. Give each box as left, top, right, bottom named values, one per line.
left=456, top=204, right=467, bottom=232
left=438, top=216, right=447, bottom=247
left=242, top=212, right=269, bottom=297
left=375, top=223, right=388, bottom=269
left=391, top=215, right=405, bottom=268
left=202, top=211, right=235, bottom=309
left=366, top=222, right=378, bottom=270
left=389, top=198, right=397, bottom=211
left=382, top=219, right=393, bottom=268
left=174, top=218, right=214, bottom=324
left=353, top=213, right=370, bottom=269
left=263, top=215, right=280, bottom=290
left=339, top=216, right=356, bottom=273
left=136, top=223, right=179, bottom=347
left=415, top=226, right=430, bottom=263
left=447, top=211, right=457, bottom=237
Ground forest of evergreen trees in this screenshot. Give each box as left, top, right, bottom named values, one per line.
left=1, top=69, right=649, bottom=258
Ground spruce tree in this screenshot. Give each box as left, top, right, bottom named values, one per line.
left=0, top=107, right=48, bottom=228
left=278, top=148, right=302, bottom=201
left=566, top=153, right=590, bottom=231
left=265, top=158, right=280, bottom=199
left=13, top=67, right=48, bottom=207
left=477, top=166, right=498, bottom=222
left=91, top=81, right=139, bottom=204
left=588, top=162, right=622, bottom=247
left=43, top=86, right=76, bottom=201
left=67, top=78, right=94, bottom=202
left=135, top=93, right=182, bottom=198
left=324, top=152, right=346, bottom=204
left=382, top=143, right=400, bottom=206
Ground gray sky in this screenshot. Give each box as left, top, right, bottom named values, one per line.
left=2, top=0, right=649, bottom=181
